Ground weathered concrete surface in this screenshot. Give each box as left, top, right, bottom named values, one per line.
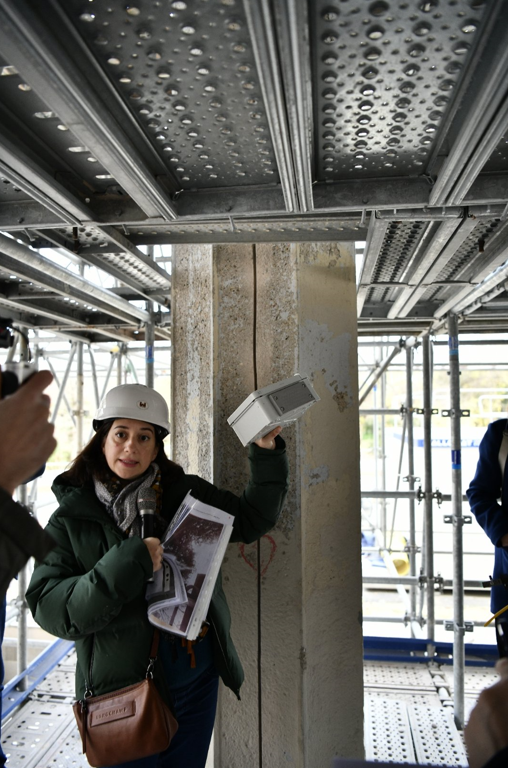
left=171, top=243, right=214, bottom=480
left=298, top=242, right=363, bottom=765
left=214, top=242, right=302, bottom=768
left=172, top=241, right=363, bottom=767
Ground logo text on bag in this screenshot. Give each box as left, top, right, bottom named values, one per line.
left=90, top=701, right=135, bottom=726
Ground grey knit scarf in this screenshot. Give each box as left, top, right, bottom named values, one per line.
left=94, top=462, right=159, bottom=538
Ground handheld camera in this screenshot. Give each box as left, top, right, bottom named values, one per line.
left=0, top=320, right=36, bottom=399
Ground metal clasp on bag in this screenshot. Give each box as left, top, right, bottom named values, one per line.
left=146, top=657, right=156, bottom=679
left=81, top=683, right=93, bottom=711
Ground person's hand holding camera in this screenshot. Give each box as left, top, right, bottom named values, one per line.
left=0, top=370, right=56, bottom=495
left=465, top=657, right=508, bottom=768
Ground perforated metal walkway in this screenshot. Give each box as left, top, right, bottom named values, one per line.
left=1, top=652, right=499, bottom=766
left=364, top=660, right=499, bottom=765
left=1, top=648, right=88, bottom=768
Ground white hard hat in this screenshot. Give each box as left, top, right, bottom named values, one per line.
left=93, top=384, right=170, bottom=437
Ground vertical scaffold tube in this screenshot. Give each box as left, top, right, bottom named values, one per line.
left=448, top=313, right=465, bottom=729
left=76, top=264, right=84, bottom=452
left=405, top=342, right=417, bottom=631
left=88, top=347, right=100, bottom=410
left=146, top=246, right=155, bottom=388
left=117, top=347, right=123, bottom=386
left=16, top=327, right=29, bottom=689
left=145, top=315, right=155, bottom=388
left=422, top=334, right=435, bottom=654
left=380, top=369, right=387, bottom=548
left=76, top=340, right=84, bottom=453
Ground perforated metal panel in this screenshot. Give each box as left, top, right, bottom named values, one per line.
left=365, top=659, right=436, bottom=690
left=365, top=696, right=417, bottom=763
left=364, top=661, right=482, bottom=766
left=49, top=0, right=279, bottom=192
left=408, top=705, right=468, bottom=766
left=443, top=663, right=500, bottom=696
left=433, top=219, right=503, bottom=284
left=0, top=0, right=508, bottom=334
left=1, top=649, right=87, bottom=768
left=311, top=1, right=487, bottom=181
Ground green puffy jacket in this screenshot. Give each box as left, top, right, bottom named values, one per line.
left=26, top=439, right=288, bottom=704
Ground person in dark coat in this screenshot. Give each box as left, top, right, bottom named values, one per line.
left=467, top=419, right=508, bottom=622
left=0, top=369, right=56, bottom=768
left=0, top=370, right=56, bottom=597
left=26, top=384, right=289, bottom=768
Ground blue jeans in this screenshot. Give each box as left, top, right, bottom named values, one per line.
left=0, top=597, right=6, bottom=767
left=103, top=666, right=219, bottom=768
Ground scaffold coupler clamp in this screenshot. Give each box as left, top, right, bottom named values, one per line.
left=433, top=489, right=443, bottom=506
left=444, top=620, right=474, bottom=634
left=443, top=514, right=472, bottom=526
left=418, top=574, right=443, bottom=591
left=440, top=408, right=471, bottom=418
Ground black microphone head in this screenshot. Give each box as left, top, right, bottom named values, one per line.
left=139, top=488, right=157, bottom=540
left=139, top=488, right=157, bottom=514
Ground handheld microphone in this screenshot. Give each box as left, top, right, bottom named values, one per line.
left=139, top=488, right=157, bottom=582
left=139, top=488, right=157, bottom=539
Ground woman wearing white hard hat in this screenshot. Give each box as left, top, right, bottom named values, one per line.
left=27, top=384, right=288, bottom=768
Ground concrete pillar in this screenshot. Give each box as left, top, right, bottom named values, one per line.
left=171, top=243, right=214, bottom=479
left=172, top=241, right=363, bottom=768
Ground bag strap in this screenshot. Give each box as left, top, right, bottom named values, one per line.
left=499, top=422, right=508, bottom=488
left=85, top=629, right=160, bottom=695
left=146, top=629, right=160, bottom=679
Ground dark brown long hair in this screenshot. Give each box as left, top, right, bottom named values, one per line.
left=59, top=419, right=184, bottom=487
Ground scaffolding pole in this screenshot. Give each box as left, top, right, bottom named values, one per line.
left=75, top=266, right=85, bottom=452
left=146, top=246, right=155, bottom=388
left=125, top=353, right=140, bottom=383
left=145, top=316, right=155, bottom=389
left=359, top=340, right=403, bottom=406
left=117, top=346, right=123, bottom=385
left=422, top=334, right=436, bottom=653
left=100, top=351, right=117, bottom=401
left=448, top=313, right=465, bottom=729
left=380, top=367, right=387, bottom=551
left=88, top=346, right=100, bottom=410
left=405, top=343, right=417, bottom=633
left=50, top=343, right=76, bottom=424
left=76, top=341, right=84, bottom=453
left=388, top=416, right=407, bottom=550
left=16, top=327, right=29, bottom=690
left=43, top=355, right=76, bottom=426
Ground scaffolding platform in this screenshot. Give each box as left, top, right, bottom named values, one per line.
left=1, top=650, right=499, bottom=766
left=364, top=660, right=499, bottom=765
left=1, top=648, right=88, bottom=768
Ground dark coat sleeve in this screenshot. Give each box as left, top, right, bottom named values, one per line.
left=180, top=436, right=289, bottom=544
left=0, top=487, right=54, bottom=600
left=467, top=420, right=508, bottom=548
left=26, top=510, right=154, bottom=640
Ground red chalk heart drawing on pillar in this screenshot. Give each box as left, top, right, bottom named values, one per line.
left=239, top=535, right=277, bottom=576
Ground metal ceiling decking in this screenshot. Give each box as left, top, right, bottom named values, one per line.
left=0, top=0, right=507, bottom=337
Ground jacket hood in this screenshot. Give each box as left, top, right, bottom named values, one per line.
left=51, top=474, right=109, bottom=522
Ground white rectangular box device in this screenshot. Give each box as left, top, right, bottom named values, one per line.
left=227, top=373, right=320, bottom=446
